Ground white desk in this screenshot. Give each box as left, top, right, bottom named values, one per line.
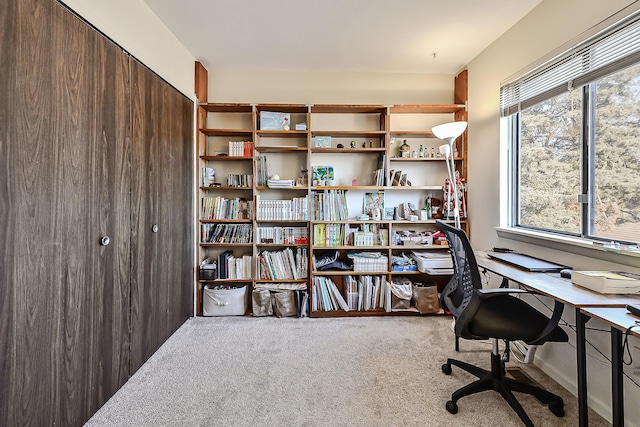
left=476, top=252, right=640, bottom=427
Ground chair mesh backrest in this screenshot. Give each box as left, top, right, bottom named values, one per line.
left=436, top=221, right=482, bottom=315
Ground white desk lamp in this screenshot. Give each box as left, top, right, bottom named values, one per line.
left=432, top=121, right=467, bottom=229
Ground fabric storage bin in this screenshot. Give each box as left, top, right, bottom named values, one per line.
left=202, top=285, right=247, bottom=316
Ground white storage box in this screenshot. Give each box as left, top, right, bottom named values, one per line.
left=202, top=285, right=248, bottom=316
left=353, top=256, right=388, bottom=272
left=411, top=251, right=452, bottom=272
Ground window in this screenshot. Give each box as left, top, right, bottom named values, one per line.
left=502, top=10, right=640, bottom=245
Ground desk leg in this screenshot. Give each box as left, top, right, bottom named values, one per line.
left=576, top=308, right=589, bottom=427
left=611, top=327, right=623, bottom=427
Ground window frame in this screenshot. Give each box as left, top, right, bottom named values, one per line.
left=502, top=8, right=640, bottom=249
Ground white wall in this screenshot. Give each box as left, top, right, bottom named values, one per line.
left=467, top=0, right=640, bottom=424
left=208, top=70, right=453, bottom=105
left=60, top=0, right=196, bottom=99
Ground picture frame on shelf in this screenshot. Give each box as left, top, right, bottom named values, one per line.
left=364, top=192, right=384, bottom=216
left=260, top=111, right=290, bottom=130
left=312, top=166, right=334, bottom=186
left=392, top=170, right=402, bottom=186
left=384, top=207, right=395, bottom=220
left=314, top=136, right=332, bottom=147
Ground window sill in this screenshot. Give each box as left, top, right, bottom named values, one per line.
left=495, top=227, right=640, bottom=268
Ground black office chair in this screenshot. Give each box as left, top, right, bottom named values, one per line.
left=436, top=220, right=568, bottom=427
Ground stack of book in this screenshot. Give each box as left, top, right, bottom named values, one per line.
left=267, top=179, right=294, bottom=188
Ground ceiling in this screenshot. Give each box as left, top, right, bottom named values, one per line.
left=142, top=0, right=542, bottom=75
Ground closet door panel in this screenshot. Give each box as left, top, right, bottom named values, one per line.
left=0, top=1, right=131, bottom=426
left=130, top=59, right=193, bottom=373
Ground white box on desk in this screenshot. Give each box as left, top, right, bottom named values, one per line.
left=571, top=271, right=640, bottom=294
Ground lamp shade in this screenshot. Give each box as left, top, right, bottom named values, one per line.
left=438, top=144, right=450, bottom=157
left=431, top=121, right=467, bottom=143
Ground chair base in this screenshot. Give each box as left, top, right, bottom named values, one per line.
left=442, top=352, right=564, bottom=427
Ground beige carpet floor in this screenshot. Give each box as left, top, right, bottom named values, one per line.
left=85, top=316, right=609, bottom=426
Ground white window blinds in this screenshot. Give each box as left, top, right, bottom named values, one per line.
left=500, top=10, right=640, bottom=116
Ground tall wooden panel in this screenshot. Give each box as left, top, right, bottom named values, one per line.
left=130, top=59, right=194, bottom=372
left=0, top=0, right=131, bottom=426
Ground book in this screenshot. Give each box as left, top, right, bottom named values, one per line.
left=571, top=271, right=640, bottom=294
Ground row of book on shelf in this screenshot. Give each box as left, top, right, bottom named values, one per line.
left=256, top=226, right=308, bottom=244
left=256, top=155, right=269, bottom=186
left=310, top=190, right=348, bottom=220
left=312, top=275, right=426, bottom=313
left=202, top=223, right=253, bottom=244
left=257, top=247, right=308, bottom=280
left=312, top=223, right=387, bottom=247
left=228, top=140, right=254, bottom=157
left=255, top=195, right=308, bottom=220
left=218, top=251, right=252, bottom=280
left=371, top=154, right=386, bottom=186
left=227, top=174, right=253, bottom=188
left=200, top=167, right=253, bottom=188
left=201, top=196, right=253, bottom=220
left=313, top=275, right=389, bottom=312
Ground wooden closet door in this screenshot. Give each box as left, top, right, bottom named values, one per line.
left=0, top=1, right=131, bottom=426
left=130, top=59, right=194, bottom=373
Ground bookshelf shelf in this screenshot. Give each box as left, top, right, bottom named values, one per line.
left=196, top=74, right=469, bottom=317
left=200, top=155, right=253, bottom=161
left=199, top=219, right=252, bottom=223
left=201, top=128, right=253, bottom=137
left=256, top=243, right=308, bottom=247
left=200, top=243, right=253, bottom=247
left=200, top=186, right=253, bottom=191
left=256, top=186, right=308, bottom=191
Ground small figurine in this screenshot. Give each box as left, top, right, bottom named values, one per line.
left=362, top=141, right=366, bottom=148
left=350, top=141, right=356, bottom=148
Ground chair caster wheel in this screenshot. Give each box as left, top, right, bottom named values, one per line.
left=445, top=400, right=458, bottom=414
left=442, top=364, right=452, bottom=375
left=548, top=400, right=564, bottom=417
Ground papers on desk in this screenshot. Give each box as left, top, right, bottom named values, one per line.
left=572, top=271, right=640, bottom=294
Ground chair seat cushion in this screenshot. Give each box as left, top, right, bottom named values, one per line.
left=467, top=295, right=568, bottom=344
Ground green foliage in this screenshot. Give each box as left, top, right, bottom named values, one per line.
left=517, top=64, right=640, bottom=242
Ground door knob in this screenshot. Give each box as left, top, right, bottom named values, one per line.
left=100, top=236, right=111, bottom=246
left=152, top=225, right=158, bottom=233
